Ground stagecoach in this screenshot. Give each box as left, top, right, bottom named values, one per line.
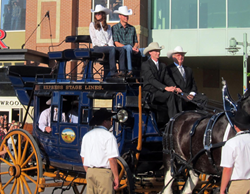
left=0, top=35, right=239, bottom=194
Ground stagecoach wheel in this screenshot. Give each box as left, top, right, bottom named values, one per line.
left=0, top=129, right=43, bottom=194
left=116, top=156, right=134, bottom=194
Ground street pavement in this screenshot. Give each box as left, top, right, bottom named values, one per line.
left=1, top=163, right=86, bottom=194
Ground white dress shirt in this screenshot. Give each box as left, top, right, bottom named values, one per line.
left=151, top=58, right=159, bottom=70
left=80, top=127, right=119, bottom=168
left=221, top=133, right=250, bottom=180
left=38, top=107, right=51, bottom=132
left=69, top=114, right=78, bottom=123
left=89, top=22, right=114, bottom=47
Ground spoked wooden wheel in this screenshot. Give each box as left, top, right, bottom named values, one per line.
left=116, top=156, right=133, bottom=194
left=0, top=129, right=43, bottom=194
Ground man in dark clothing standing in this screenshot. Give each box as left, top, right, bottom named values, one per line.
left=167, top=46, right=207, bottom=110
left=141, top=42, right=182, bottom=118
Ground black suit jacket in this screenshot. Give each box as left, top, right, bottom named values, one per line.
left=141, top=59, right=175, bottom=93
left=166, top=63, right=197, bottom=94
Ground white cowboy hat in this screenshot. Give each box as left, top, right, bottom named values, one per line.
left=167, top=46, right=187, bottom=58
left=46, top=98, right=52, bottom=105
left=143, top=42, right=165, bottom=55
left=113, top=6, right=132, bottom=16
left=91, top=4, right=111, bottom=15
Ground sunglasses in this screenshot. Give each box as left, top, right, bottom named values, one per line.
left=95, top=12, right=102, bottom=15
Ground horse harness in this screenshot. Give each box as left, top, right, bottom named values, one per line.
left=163, top=111, right=234, bottom=177
left=203, top=112, right=226, bottom=174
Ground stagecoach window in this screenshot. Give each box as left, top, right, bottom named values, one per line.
left=81, top=108, right=88, bottom=123
left=61, top=95, right=79, bottom=123
left=93, top=0, right=123, bottom=22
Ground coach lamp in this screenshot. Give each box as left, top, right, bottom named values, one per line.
left=116, top=109, right=129, bottom=123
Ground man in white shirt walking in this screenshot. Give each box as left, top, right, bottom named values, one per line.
left=80, top=108, right=119, bottom=194
left=220, top=109, right=250, bottom=194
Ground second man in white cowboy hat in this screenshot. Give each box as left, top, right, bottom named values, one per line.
left=112, top=6, right=145, bottom=77
left=141, top=42, right=182, bottom=118
left=166, top=46, right=207, bottom=110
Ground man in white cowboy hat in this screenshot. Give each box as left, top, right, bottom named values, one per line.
left=38, top=97, right=67, bottom=132
left=141, top=42, right=182, bottom=118
left=220, top=109, right=250, bottom=194
left=166, top=46, right=207, bottom=110
left=80, top=108, right=119, bottom=194
left=112, top=5, right=145, bottom=77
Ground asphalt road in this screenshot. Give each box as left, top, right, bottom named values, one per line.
left=0, top=163, right=87, bottom=194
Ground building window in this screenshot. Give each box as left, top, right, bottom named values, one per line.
left=228, top=0, right=250, bottom=28
left=0, top=68, right=15, bottom=96
left=171, top=0, right=197, bottom=29
left=151, top=0, right=169, bottom=29
left=1, top=0, right=26, bottom=31
left=93, top=0, right=123, bottom=22
left=199, top=0, right=225, bottom=28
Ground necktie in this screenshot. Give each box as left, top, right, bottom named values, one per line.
left=155, top=62, right=159, bottom=70
left=179, top=66, right=186, bottom=82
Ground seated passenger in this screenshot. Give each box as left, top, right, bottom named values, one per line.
left=67, top=99, right=79, bottom=123
left=89, top=4, right=126, bottom=78
left=141, top=42, right=182, bottom=118
left=166, top=46, right=207, bottom=110
left=112, top=6, right=145, bottom=77
left=38, top=98, right=52, bottom=133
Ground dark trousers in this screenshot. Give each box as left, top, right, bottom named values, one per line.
left=94, top=46, right=126, bottom=76
left=153, top=90, right=180, bottom=118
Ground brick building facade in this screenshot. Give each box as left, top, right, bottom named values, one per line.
left=25, top=0, right=149, bottom=73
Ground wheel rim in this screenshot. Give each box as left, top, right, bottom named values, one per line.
left=0, top=129, right=43, bottom=194
left=116, top=156, right=133, bottom=194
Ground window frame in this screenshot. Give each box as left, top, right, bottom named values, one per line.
left=92, top=0, right=123, bottom=23
left=0, top=0, right=26, bottom=31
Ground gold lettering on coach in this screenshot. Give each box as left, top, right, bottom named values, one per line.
left=43, top=85, right=63, bottom=90
left=85, top=85, right=104, bottom=90
left=66, top=85, right=83, bottom=90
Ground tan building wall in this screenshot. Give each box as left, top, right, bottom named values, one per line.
left=3, top=31, right=25, bottom=49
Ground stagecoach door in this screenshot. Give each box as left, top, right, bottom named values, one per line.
left=52, top=93, right=90, bottom=163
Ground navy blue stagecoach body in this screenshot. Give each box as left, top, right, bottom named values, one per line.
left=3, top=36, right=240, bottom=194
left=5, top=36, right=164, bottom=193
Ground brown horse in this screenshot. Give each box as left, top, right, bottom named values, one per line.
left=162, top=88, right=250, bottom=194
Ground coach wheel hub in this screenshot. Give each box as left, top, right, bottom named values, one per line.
left=9, top=165, right=21, bottom=177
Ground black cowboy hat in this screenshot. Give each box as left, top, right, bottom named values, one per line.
left=89, top=108, right=116, bottom=126
left=231, top=109, right=250, bottom=130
